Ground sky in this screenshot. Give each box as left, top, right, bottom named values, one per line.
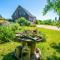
left=0, top=0, right=59, bottom=20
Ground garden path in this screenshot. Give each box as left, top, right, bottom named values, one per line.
left=36, top=25, right=60, bottom=31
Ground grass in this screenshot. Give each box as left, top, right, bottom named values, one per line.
left=37, top=28, right=60, bottom=60
left=0, top=26, right=60, bottom=60
left=0, top=42, right=20, bottom=60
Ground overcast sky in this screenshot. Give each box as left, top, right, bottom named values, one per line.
left=0, top=0, right=59, bottom=20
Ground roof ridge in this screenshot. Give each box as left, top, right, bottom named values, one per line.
left=13, top=5, right=35, bottom=17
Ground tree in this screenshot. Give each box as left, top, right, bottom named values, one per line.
left=43, top=0, right=60, bottom=22
left=43, top=19, right=53, bottom=25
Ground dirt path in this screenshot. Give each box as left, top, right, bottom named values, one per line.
left=36, top=25, right=60, bottom=31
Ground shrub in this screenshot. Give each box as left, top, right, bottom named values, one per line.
left=43, top=19, right=53, bottom=25
left=36, top=19, right=55, bottom=25
left=16, top=17, right=30, bottom=26
left=9, top=23, right=20, bottom=32
left=0, top=26, right=15, bottom=43
left=0, top=23, right=20, bottom=43
left=35, top=20, right=44, bottom=24
left=56, top=22, right=60, bottom=28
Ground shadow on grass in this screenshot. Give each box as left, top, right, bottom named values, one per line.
left=50, top=43, right=60, bottom=53
left=0, top=41, right=9, bottom=44
left=2, top=52, right=18, bottom=60
left=47, top=55, right=60, bottom=60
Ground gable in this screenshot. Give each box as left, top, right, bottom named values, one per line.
left=12, top=5, right=35, bottom=18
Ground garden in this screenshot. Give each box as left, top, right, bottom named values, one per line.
left=0, top=22, right=60, bottom=60
left=0, top=0, right=60, bottom=60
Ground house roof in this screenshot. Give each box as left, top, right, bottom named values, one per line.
left=21, top=6, right=35, bottom=17
left=12, top=5, right=36, bottom=18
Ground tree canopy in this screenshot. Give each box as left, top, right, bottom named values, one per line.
left=43, top=0, right=60, bottom=15
left=43, top=0, right=60, bottom=21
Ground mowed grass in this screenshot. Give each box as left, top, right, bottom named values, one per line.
left=0, top=26, right=60, bottom=60
left=0, top=42, right=20, bottom=60
left=37, top=28, right=60, bottom=60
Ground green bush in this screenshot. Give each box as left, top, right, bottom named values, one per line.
left=36, top=19, right=55, bottom=25
left=35, top=20, right=44, bottom=24
left=56, top=22, right=60, bottom=28
left=0, top=26, right=14, bottom=43
left=16, top=17, right=30, bottom=26
left=9, top=23, right=20, bottom=32
left=43, top=19, right=53, bottom=25
left=0, top=23, right=20, bottom=43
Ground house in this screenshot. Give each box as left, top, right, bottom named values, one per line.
left=12, top=5, right=36, bottom=22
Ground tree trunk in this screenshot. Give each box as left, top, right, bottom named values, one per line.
left=58, top=15, right=60, bottom=22
left=57, top=15, right=60, bottom=28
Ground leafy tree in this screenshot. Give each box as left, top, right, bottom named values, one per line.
left=43, top=19, right=53, bottom=25
left=43, top=0, right=60, bottom=22
left=36, top=19, right=54, bottom=25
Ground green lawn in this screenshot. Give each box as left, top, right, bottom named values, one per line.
left=37, top=28, right=60, bottom=60
left=0, top=27, right=60, bottom=60
left=0, top=42, right=20, bottom=60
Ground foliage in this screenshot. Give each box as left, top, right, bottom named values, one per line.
left=43, top=19, right=53, bottom=25
left=50, top=43, right=60, bottom=53
left=0, top=26, right=14, bottom=43
left=36, top=19, right=60, bottom=27
left=36, top=19, right=56, bottom=25
left=35, top=20, right=44, bottom=24
left=0, top=27, right=60, bottom=60
left=0, top=23, right=20, bottom=43
left=43, top=0, right=60, bottom=21
left=47, top=55, right=60, bottom=60
left=56, top=22, right=60, bottom=28
left=16, top=17, right=31, bottom=26
left=9, top=23, right=20, bottom=32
